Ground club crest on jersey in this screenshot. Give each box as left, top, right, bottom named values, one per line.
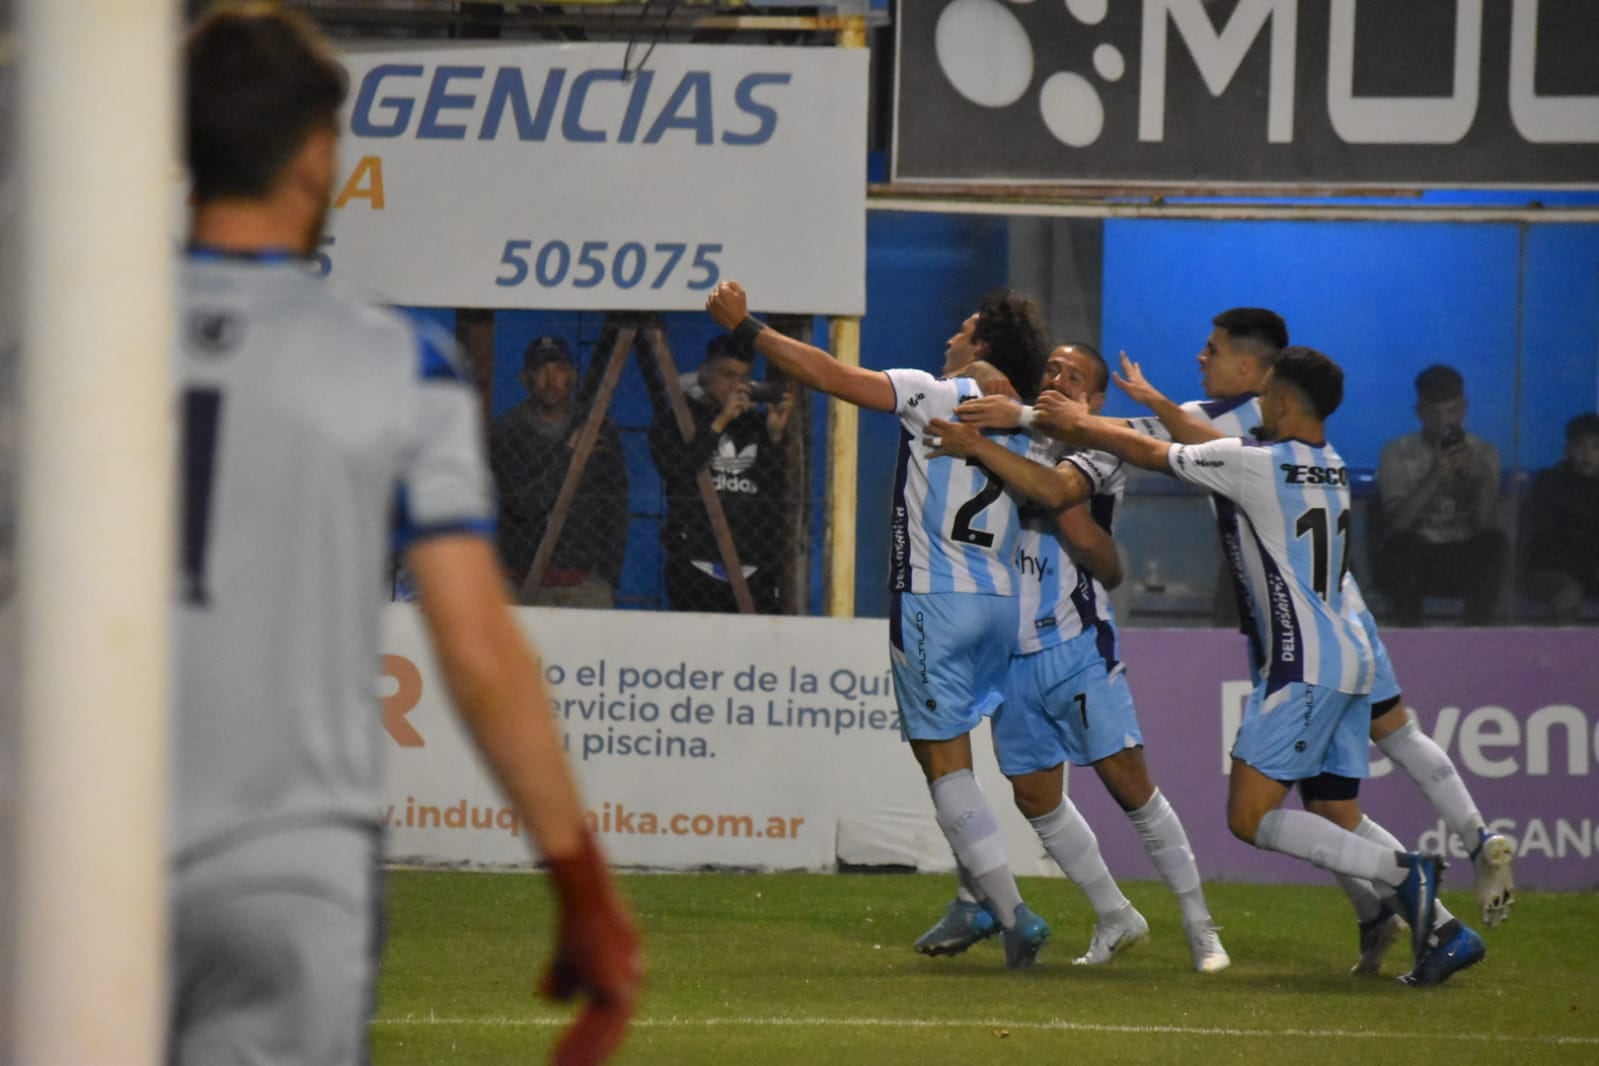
left=189, top=311, right=242, bottom=355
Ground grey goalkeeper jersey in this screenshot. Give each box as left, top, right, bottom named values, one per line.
left=173, top=249, right=492, bottom=863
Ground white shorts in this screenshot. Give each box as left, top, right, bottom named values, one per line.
left=169, top=823, right=380, bottom=1066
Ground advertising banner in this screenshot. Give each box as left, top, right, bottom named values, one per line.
left=1080, top=627, right=1599, bottom=892
left=313, top=43, right=867, bottom=313
left=381, top=608, right=1599, bottom=890
left=895, top=0, right=1599, bottom=187
left=379, top=606, right=1042, bottom=874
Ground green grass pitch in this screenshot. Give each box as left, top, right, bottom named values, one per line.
left=374, top=870, right=1599, bottom=1065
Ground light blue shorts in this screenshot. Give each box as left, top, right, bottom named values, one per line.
left=1355, top=605, right=1403, bottom=709
left=1231, top=680, right=1370, bottom=783
left=992, top=624, right=1143, bottom=777
left=890, top=590, right=1016, bottom=742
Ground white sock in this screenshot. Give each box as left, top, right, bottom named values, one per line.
left=1256, top=808, right=1408, bottom=887
left=1354, top=815, right=1456, bottom=928
left=1127, top=789, right=1211, bottom=927
left=1028, top=797, right=1129, bottom=920
left=1377, top=717, right=1487, bottom=849
left=931, top=770, right=1022, bottom=928
left=954, top=865, right=981, bottom=906
left=1333, top=872, right=1387, bottom=923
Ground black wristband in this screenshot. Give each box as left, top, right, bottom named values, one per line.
left=732, top=316, right=767, bottom=350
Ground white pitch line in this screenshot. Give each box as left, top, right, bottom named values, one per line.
left=372, top=1015, right=1599, bottom=1046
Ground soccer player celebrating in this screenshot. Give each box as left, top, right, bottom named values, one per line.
left=706, top=280, right=1053, bottom=968
left=1108, top=310, right=1508, bottom=968
left=991, top=348, right=1458, bottom=978
left=913, top=344, right=1228, bottom=973
left=172, top=8, right=640, bottom=1063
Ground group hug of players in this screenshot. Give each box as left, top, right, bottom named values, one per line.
left=705, top=282, right=1515, bottom=988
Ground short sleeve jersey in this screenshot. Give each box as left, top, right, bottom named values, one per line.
left=173, top=250, right=493, bottom=861
left=1131, top=392, right=1390, bottom=683
left=885, top=368, right=1031, bottom=596
left=1129, top=393, right=1264, bottom=444
left=1166, top=436, right=1374, bottom=695
left=1013, top=435, right=1126, bottom=655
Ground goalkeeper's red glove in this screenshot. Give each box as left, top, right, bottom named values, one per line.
left=540, top=831, right=643, bottom=1066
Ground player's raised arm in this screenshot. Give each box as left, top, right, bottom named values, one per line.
left=706, top=280, right=896, bottom=412
left=408, top=535, right=642, bottom=1065
left=925, top=417, right=1092, bottom=514
left=1113, top=353, right=1224, bottom=444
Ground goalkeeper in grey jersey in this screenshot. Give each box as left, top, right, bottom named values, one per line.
left=170, top=8, right=640, bottom=1064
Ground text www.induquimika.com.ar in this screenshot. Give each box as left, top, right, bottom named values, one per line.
left=384, top=797, right=806, bottom=840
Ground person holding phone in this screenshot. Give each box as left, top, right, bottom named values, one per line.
left=648, top=333, right=796, bottom=613
left=1376, top=364, right=1507, bottom=626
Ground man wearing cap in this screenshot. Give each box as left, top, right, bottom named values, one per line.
left=489, top=335, right=630, bottom=608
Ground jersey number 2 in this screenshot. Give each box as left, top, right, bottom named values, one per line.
left=1294, top=506, right=1349, bottom=602
left=951, top=459, right=1003, bottom=548
left=180, top=387, right=223, bottom=606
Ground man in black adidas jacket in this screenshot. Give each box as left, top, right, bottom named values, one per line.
left=649, top=333, right=796, bottom=613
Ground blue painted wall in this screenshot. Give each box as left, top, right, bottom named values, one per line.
left=1520, top=225, right=1599, bottom=470
left=1099, top=220, right=1599, bottom=474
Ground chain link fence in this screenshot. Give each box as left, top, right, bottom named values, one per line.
left=428, top=312, right=823, bottom=615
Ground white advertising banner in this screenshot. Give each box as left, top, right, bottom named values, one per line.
left=379, top=605, right=1059, bottom=875
left=317, top=43, right=867, bottom=314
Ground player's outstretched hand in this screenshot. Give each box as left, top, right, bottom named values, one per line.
left=924, top=417, right=982, bottom=459
left=953, top=394, right=1023, bottom=429
left=1035, top=390, right=1092, bottom=440
left=1112, top=352, right=1166, bottom=409
left=706, top=280, right=748, bottom=330
left=542, top=834, right=644, bottom=1066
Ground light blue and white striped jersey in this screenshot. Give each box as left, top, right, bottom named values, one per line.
left=885, top=368, right=1030, bottom=596
left=174, top=249, right=494, bottom=861
left=1130, top=393, right=1263, bottom=444
left=1134, top=392, right=1390, bottom=684
left=1167, top=437, right=1374, bottom=695
left=1014, top=434, right=1126, bottom=655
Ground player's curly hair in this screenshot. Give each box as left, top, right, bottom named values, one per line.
left=971, top=290, right=1049, bottom=403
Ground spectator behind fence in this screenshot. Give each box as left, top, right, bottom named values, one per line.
left=649, top=334, right=795, bottom=613
left=1376, top=364, right=1507, bottom=626
left=1521, top=413, right=1599, bottom=623
left=489, top=335, right=629, bottom=608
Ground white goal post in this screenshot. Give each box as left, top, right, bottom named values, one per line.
left=5, top=2, right=174, bottom=1062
